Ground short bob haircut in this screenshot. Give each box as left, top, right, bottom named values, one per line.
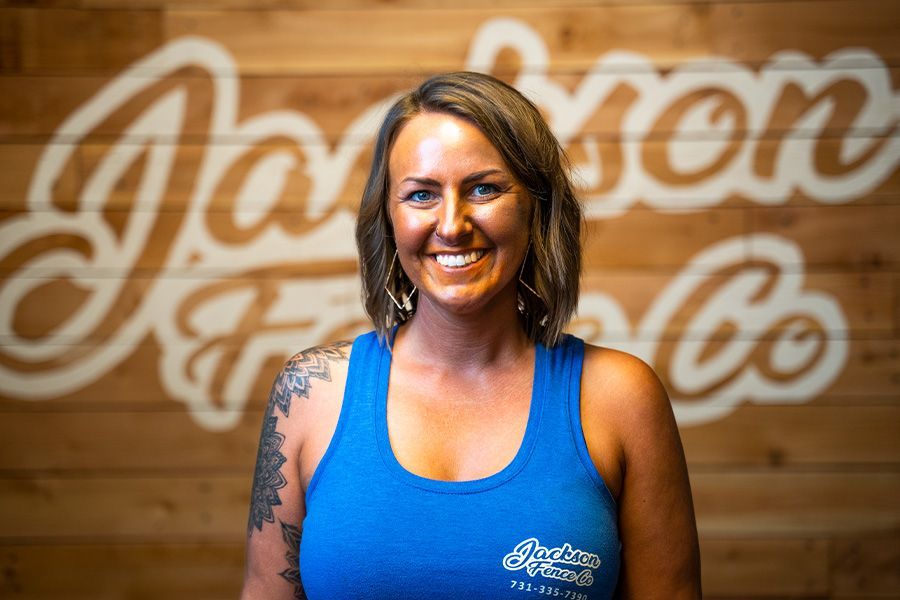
left=355, top=71, right=582, bottom=347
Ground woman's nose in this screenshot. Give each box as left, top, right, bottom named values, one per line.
left=435, top=194, right=472, bottom=243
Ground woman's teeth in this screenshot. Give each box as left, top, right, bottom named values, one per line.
left=435, top=250, right=485, bottom=268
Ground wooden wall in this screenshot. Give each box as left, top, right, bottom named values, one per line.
left=1, top=1, right=898, bottom=598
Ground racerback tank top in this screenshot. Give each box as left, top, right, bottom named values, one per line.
left=300, top=331, right=621, bottom=599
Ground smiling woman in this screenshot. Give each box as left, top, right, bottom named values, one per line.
left=358, top=72, right=583, bottom=345
left=241, top=72, right=701, bottom=600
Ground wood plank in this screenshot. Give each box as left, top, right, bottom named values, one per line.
left=0, top=410, right=260, bottom=473
left=583, top=207, right=748, bottom=270
left=1, top=266, right=358, bottom=339
left=607, top=135, right=900, bottom=211
left=832, top=535, right=900, bottom=597
left=709, top=1, right=900, bottom=68
left=749, top=203, right=900, bottom=269
left=0, top=209, right=361, bottom=272
left=691, top=470, right=900, bottom=536
left=0, top=331, right=355, bottom=412
left=6, top=3, right=899, bottom=75
left=700, top=537, right=829, bottom=597
left=0, top=74, right=419, bottom=142
left=0, top=144, right=77, bottom=212
left=646, top=337, right=900, bottom=405
left=161, top=3, right=900, bottom=76
left=623, top=336, right=900, bottom=416
left=680, top=405, right=900, bottom=468
left=822, top=338, right=900, bottom=401
left=2, top=8, right=164, bottom=75
left=0, top=542, right=244, bottom=600
left=0, top=139, right=373, bottom=214
left=0, top=476, right=249, bottom=541
left=3, top=66, right=898, bottom=140
left=581, top=269, right=895, bottom=340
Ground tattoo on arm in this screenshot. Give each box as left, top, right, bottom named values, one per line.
left=279, top=520, right=307, bottom=599
left=247, top=341, right=352, bottom=536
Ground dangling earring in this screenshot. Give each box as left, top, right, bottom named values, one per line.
left=518, top=242, right=543, bottom=303
left=385, top=249, right=417, bottom=317
left=518, top=242, right=549, bottom=327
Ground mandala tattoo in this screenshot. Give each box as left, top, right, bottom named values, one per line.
left=270, top=341, right=353, bottom=418
left=279, top=520, right=307, bottom=599
left=248, top=413, right=288, bottom=534
left=247, top=342, right=352, bottom=537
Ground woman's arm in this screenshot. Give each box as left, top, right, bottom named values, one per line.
left=241, top=342, right=352, bottom=600
left=583, top=347, right=701, bottom=599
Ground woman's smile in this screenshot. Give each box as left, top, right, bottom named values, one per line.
left=433, top=249, right=486, bottom=269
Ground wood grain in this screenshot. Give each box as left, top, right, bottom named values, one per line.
left=680, top=405, right=900, bottom=467
left=700, top=537, right=829, bottom=597
left=3, top=68, right=898, bottom=141
left=4, top=3, right=900, bottom=75
left=692, top=470, right=900, bottom=535
left=832, top=535, right=900, bottom=597
left=0, top=542, right=244, bottom=600
left=749, top=203, right=900, bottom=269
left=162, top=3, right=900, bottom=76
left=0, top=476, right=249, bottom=540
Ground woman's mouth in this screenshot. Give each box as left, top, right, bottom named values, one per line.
left=434, top=249, right=485, bottom=268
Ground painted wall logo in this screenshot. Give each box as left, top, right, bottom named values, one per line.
left=0, top=16, right=892, bottom=430
left=503, top=537, right=602, bottom=587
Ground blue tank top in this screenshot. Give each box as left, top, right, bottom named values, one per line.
left=300, top=331, right=621, bottom=599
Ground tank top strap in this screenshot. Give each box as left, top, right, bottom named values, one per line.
left=533, top=333, right=584, bottom=440
left=527, top=334, right=615, bottom=503
left=305, top=330, right=385, bottom=503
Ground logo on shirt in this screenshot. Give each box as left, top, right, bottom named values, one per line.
left=502, top=537, right=601, bottom=587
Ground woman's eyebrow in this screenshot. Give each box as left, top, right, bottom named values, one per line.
left=399, top=176, right=441, bottom=187
left=399, top=169, right=506, bottom=187
left=461, top=169, right=504, bottom=184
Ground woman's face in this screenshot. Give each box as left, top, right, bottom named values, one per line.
left=387, top=111, right=532, bottom=317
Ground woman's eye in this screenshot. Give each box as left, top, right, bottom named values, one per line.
left=473, top=183, right=498, bottom=197
left=408, top=190, right=434, bottom=203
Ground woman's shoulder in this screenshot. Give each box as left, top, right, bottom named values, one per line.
left=579, top=341, right=671, bottom=428
left=279, top=339, right=354, bottom=402
left=577, top=341, right=682, bottom=503
left=268, top=340, right=355, bottom=431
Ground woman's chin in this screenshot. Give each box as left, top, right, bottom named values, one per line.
left=416, top=286, right=517, bottom=319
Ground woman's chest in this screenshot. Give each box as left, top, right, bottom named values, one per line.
left=301, top=475, right=621, bottom=600
left=385, top=375, right=533, bottom=482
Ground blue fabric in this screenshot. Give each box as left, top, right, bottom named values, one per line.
left=300, top=331, right=620, bottom=599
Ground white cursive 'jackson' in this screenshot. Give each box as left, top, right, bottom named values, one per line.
left=503, top=538, right=602, bottom=587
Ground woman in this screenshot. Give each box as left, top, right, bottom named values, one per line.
left=242, top=72, right=701, bottom=599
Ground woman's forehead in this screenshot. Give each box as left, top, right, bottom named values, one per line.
left=388, top=112, right=510, bottom=180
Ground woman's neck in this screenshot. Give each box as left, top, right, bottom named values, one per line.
left=396, top=292, right=532, bottom=372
